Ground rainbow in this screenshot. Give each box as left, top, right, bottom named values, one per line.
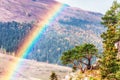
left=4, top=3, right=66, bottom=80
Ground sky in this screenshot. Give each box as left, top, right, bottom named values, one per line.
left=56, top=0, right=120, bottom=14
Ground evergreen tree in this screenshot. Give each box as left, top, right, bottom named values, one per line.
left=61, top=43, right=98, bottom=73
left=50, top=72, right=58, bottom=80
left=100, top=1, right=120, bottom=79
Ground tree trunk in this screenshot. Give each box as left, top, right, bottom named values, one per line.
left=81, top=68, right=85, bottom=73
left=87, top=58, right=91, bottom=70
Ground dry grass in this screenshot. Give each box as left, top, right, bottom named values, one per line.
left=0, top=53, right=71, bottom=80
left=72, top=70, right=101, bottom=80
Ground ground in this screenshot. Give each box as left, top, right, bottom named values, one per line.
left=0, top=53, right=71, bottom=80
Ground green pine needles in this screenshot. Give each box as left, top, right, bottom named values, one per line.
left=100, top=1, right=120, bottom=80
left=61, top=43, right=98, bottom=73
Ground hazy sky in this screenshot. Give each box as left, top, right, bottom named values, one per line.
left=56, top=0, right=120, bottom=14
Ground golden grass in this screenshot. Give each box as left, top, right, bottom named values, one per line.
left=72, top=70, right=101, bottom=80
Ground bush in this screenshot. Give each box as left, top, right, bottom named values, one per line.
left=50, top=72, right=58, bottom=80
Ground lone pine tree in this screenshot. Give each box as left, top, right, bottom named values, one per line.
left=61, top=43, right=98, bottom=73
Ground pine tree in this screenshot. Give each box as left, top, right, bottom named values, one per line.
left=100, top=1, right=120, bottom=79
left=61, top=43, right=98, bottom=73
left=50, top=72, right=58, bottom=80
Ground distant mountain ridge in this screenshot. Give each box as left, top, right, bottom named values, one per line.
left=0, top=0, right=104, bottom=64
left=0, top=0, right=102, bottom=22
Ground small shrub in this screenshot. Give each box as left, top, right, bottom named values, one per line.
left=50, top=72, right=58, bottom=80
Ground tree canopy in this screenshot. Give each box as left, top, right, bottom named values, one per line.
left=61, top=43, right=98, bottom=73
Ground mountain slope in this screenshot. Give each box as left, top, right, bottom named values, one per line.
left=0, top=53, right=71, bottom=80
left=0, top=0, right=59, bottom=22
left=0, top=0, right=104, bottom=64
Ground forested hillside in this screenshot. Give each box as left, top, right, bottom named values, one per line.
left=0, top=0, right=105, bottom=64
left=0, top=21, right=33, bottom=52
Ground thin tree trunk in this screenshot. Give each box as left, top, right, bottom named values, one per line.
left=78, top=63, right=85, bottom=73
left=87, top=58, right=91, bottom=70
